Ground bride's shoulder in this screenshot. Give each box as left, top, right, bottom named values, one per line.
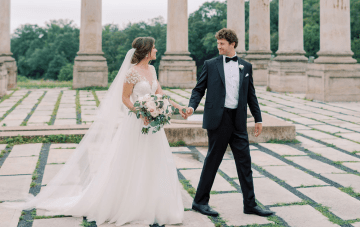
left=124, top=66, right=141, bottom=84
left=150, top=65, right=157, bottom=78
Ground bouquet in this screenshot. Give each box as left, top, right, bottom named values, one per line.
left=129, top=94, right=186, bottom=134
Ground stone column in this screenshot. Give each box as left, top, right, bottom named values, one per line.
left=227, top=0, right=246, bottom=57
left=306, top=0, right=360, bottom=102
left=0, top=0, right=17, bottom=90
left=158, top=0, right=196, bottom=88
left=73, top=0, right=108, bottom=89
left=267, top=0, right=308, bottom=93
left=315, top=0, right=356, bottom=64
left=245, top=0, right=272, bottom=85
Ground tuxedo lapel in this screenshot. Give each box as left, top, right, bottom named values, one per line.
left=237, top=57, right=245, bottom=92
left=215, top=56, right=225, bottom=87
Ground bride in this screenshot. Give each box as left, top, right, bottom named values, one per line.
left=8, top=37, right=186, bottom=226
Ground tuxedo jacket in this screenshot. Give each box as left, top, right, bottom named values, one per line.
left=189, top=55, right=262, bottom=131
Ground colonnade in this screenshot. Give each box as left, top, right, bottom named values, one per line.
left=1, top=0, right=359, bottom=100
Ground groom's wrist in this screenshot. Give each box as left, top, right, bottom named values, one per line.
left=188, top=107, right=194, bottom=115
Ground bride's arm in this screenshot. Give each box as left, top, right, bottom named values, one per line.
left=122, top=82, right=135, bottom=111
left=155, top=81, right=187, bottom=119
left=123, top=82, right=149, bottom=125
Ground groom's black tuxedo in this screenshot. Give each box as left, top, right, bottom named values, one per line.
left=188, top=55, right=261, bottom=209
left=189, top=56, right=262, bottom=130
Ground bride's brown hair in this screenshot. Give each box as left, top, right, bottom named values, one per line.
left=131, top=37, right=155, bottom=64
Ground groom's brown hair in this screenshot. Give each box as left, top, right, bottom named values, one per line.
left=215, top=28, right=238, bottom=48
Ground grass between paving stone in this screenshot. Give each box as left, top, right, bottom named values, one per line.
left=332, top=161, right=344, bottom=165
left=338, top=187, right=360, bottom=198
left=21, top=90, right=47, bottom=126
left=74, top=86, right=110, bottom=91
left=92, top=90, right=100, bottom=107
left=18, top=79, right=72, bottom=88
left=47, top=91, right=63, bottom=125
left=169, top=140, right=186, bottom=147
left=266, top=139, right=300, bottom=144
left=0, top=91, right=31, bottom=125
left=33, top=215, right=68, bottom=219
left=80, top=219, right=97, bottom=227
left=351, top=150, right=360, bottom=154
left=0, top=135, right=84, bottom=146
left=0, top=89, right=16, bottom=104
left=0, top=135, right=186, bottom=149
left=272, top=200, right=312, bottom=207
left=53, top=147, right=76, bottom=149
left=315, top=204, right=360, bottom=225
left=75, top=90, right=82, bottom=124
left=297, top=185, right=327, bottom=188
left=179, top=179, right=196, bottom=197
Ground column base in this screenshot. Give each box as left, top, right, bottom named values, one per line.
left=0, top=54, right=17, bottom=90
left=315, top=51, right=357, bottom=64
left=0, top=61, right=9, bottom=97
left=72, top=53, right=108, bottom=89
left=244, top=51, right=272, bottom=86
left=267, top=59, right=308, bottom=93
left=158, top=53, right=197, bottom=89
left=306, top=63, right=360, bottom=102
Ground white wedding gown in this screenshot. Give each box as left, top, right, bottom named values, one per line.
left=19, top=65, right=184, bottom=226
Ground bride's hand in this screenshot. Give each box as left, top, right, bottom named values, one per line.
left=140, top=115, right=150, bottom=126
left=178, top=106, right=187, bottom=120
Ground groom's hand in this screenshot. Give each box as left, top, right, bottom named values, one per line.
left=254, top=123, right=262, bottom=137
left=186, top=107, right=194, bottom=117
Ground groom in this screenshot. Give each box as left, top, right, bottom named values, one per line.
left=186, top=28, right=274, bottom=217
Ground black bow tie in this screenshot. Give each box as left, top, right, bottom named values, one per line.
left=225, top=56, right=237, bottom=63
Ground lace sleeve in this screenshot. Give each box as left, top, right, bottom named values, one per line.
left=124, top=68, right=140, bottom=84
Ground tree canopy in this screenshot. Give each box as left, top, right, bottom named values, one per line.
left=10, top=0, right=360, bottom=81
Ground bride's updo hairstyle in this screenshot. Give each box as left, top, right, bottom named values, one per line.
left=131, top=37, right=155, bottom=64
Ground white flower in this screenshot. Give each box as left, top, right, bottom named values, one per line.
left=239, top=64, right=244, bottom=70
left=150, top=109, right=160, bottom=117
left=143, top=94, right=151, bottom=101
left=145, top=100, right=156, bottom=111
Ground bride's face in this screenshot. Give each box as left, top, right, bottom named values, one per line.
left=149, top=45, right=157, bottom=60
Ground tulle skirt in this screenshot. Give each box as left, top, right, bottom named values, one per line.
left=41, top=114, right=184, bottom=226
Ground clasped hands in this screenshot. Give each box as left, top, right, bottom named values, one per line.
left=181, top=107, right=193, bottom=120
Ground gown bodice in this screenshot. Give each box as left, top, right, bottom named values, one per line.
left=124, top=66, right=158, bottom=102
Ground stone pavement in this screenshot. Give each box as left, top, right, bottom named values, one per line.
left=0, top=86, right=359, bottom=226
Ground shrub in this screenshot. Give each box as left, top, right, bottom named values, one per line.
left=58, top=63, right=73, bottom=81
left=108, top=70, right=119, bottom=83
left=17, top=75, right=30, bottom=82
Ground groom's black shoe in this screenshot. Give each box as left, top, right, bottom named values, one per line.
left=244, top=206, right=275, bottom=217
left=192, top=202, right=219, bottom=217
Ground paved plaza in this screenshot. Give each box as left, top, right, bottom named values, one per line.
left=0, top=87, right=360, bottom=226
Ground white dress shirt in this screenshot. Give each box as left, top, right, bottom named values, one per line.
left=189, top=54, right=262, bottom=123
left=223, top=54, right=240, bottom=109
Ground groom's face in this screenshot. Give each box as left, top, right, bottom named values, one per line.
left=217, top=39, right=235, bottom=57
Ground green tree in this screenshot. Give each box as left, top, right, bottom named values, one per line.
left=46, top=54, right=68, bottom=80
left=58, top=63, right=73, bottom=81
left=11, top=20, right=79, bottom=79
left=270, top=0, right=279, bottom=54
left=102, top=16, right=167, bottom=77
left=188, top=1, right=227, bottom=77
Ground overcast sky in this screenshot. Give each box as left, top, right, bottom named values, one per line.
left=10, top=0, right=225, bottom=33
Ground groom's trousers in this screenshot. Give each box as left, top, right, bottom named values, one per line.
left=194, top=107, right=257, bottom=209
